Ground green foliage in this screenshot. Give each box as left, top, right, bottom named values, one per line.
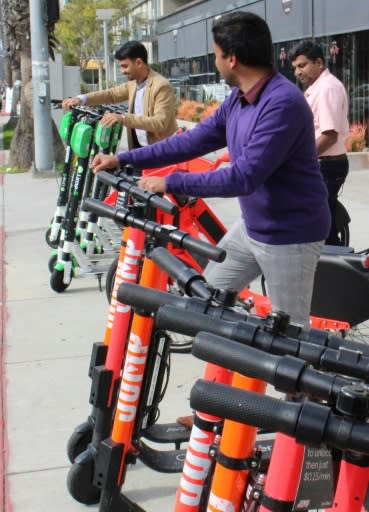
left=2, top=123, right=15, bottom=150
left=55, top=0, right=131, bottom=69
left=0, top=165, right=28, bottom=174
left=80, top=81, right=90, bottom=94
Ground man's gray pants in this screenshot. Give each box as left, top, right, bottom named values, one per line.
left=204, top=219, right=324, bottom=327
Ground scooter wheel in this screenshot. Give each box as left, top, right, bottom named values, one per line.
left=45, top=221, right=61, bottom=249
left=105, top=256, right=118, bottom=302
left=50, top=268, right=70, bottom=293
left=66, top=451, right=101, bottom=505
left=66, top=423, right=93, bottom=463
left=48, top=254, right=58, bottom=273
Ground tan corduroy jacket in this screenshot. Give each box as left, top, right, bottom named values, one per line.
left=84, top=69, right=178, bottom=149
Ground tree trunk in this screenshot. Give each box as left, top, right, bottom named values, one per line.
left=9, top=51, right=65, bottom=170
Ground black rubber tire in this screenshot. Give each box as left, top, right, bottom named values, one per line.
left=48, top=254, right=58, bottom=273
left=50, top=268, right=70, bottom=293
left=66, top=425, right=93, bottom=463
left=66, top=453, right=101, bottom=505
left=105, top=255, right=119, bottom=302
left=45, top=218, right=61, bottom=249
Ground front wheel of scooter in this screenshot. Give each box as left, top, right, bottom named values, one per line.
left=50, top=268, right=71, bottom=293
left=67, top=450, right=101, bottom=505
left=66, top=421, right=94, bottom=463
left=45, top=218, right=61, bottom=249
left=48, top=254, right=58, bottom=273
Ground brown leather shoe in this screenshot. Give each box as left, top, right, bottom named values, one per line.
left=176, top=414, right=194, bottom=430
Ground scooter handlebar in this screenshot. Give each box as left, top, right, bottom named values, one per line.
left=192, top=332, right=354, bottom=403
left=190, top=379, right=369, bottom=454
left=156, top=305, right=369, bottom=381
left=172, top=231, right=226, bottom=263
left=97, top=171, right=178, bottom=216
left=117, top=283, right=191, bottom=313
left=150, top=247, right=211, bottom=299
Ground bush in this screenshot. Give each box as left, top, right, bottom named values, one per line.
left=176, top=99, right=220, bottom=122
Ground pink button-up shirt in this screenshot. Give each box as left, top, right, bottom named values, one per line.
left=304, top=68, right=349, bottom=156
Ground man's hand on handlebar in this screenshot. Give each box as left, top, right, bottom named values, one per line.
left=61, top=97, right=82, bottom=110
left=101, top=112, right=126, bottom=127
left=138, top=176, right=167, bottom=193
left=92, top=154, right=119, bottom=174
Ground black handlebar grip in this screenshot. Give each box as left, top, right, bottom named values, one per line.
left=190, top=379, right=300, bottom=435
left=83, top=197, right=120, bottom=221
left=150, top=247, right=211, bottom=299
left=117, top=283, right=191, bottom=313
left=96, top=171, right=120, bottom=188
left=180, top=233, right=226, bottom=263
left=193, top=332, right=281, bottom=382
left=97, top=171, right=178, bottom=215
left=193, top=332, right=354, bottom=401
left=155, top=304, right=246, bottom=338
left=298, top=325, right=369, bottom=357
left=130, top=187, right=178, bottom=215
left=191, top=380, right=369, bottom=454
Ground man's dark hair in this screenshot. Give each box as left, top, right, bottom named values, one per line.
left=212, top=11, right=272, bottom=68
left=115, top=41, right=148, bottom=64
left=289, top=41, right=325, bottom=65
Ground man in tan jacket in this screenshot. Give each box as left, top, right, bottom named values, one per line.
left=62, top=40, right=177, bottom=149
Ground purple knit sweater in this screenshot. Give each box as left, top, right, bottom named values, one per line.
left=118, top=73, right=330, bottom=244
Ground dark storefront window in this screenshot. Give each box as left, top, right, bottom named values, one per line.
left=161, top=30, right=369, bottom=123
left=273, top=31, right=369, bottom=125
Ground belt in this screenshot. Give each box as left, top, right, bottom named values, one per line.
left=319, top=154, right=347, bottom=161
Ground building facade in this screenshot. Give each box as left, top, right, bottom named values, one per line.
left=134, top=0, right=369, bottom=123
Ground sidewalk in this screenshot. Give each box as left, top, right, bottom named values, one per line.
left=0, top=148, right=369, bottom=512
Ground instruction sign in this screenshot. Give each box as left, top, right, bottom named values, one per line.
left=293, top=446, right=334, bottom=510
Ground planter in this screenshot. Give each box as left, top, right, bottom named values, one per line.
left=176, top=121, right=369, bottom=172
left=347, top=151, right=369, bottom=171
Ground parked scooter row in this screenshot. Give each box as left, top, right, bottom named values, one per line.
left=63, top=181, right=369, bottom=511
left=46, top=101, right=126, bottom=292
left=115, top=247, right=369, bottom=512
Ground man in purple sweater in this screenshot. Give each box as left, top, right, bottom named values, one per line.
left=93, top=11, right=330, bottom=328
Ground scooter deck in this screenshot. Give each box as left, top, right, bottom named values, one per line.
left=137, top=439, right=186, bottom=473
left=141, top=422, right=191, bottom=444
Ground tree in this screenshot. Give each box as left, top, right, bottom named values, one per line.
left=1, top=0, right=65, bottom=169
left=55, top=0, right=134, bottom=70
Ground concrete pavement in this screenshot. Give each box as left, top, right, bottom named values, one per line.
left=1, top=132, right=369, bottom=511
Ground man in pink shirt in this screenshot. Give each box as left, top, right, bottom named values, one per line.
left=290, top=41, right=349, bottom=245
